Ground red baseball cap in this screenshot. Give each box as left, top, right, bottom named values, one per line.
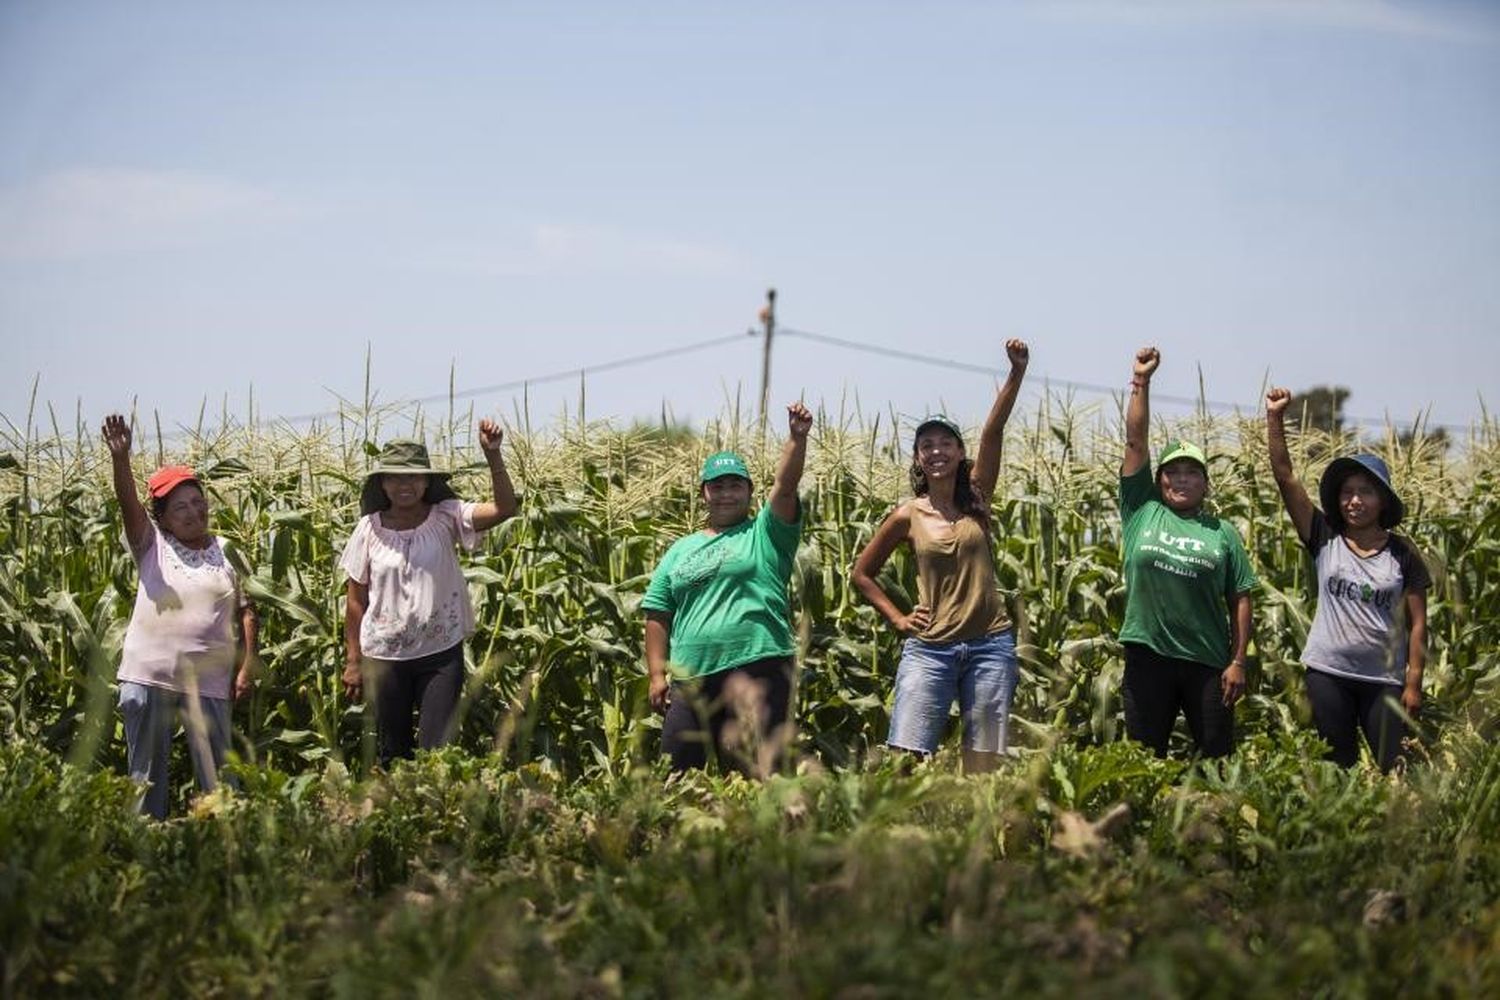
left=147, top=465, right=199, bottom=499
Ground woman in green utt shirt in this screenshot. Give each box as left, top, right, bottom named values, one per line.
left=642, top=402, right=812, bottom=774
left=1118, top=347, right=1257, bottom=758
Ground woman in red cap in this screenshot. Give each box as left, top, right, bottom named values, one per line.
left=102, top=414, right=258, bottom=819
left=1117, top=347, right=1257, bottom=758
left=338, top=421, right=517, bottom=767
left=851, top=340, right=1029, bottom=773
left=1266, top=387, right=1429, bottom=770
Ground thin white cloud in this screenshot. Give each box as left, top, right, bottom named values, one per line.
left=417, top=223, right=744, bottom=278
left=1044, top=0, right=1497, bottom=43
left=0, top=167, right=300, bottom=261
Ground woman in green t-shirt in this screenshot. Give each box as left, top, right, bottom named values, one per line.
left=1118, top=347, right=1257, bottom=758
left=641, top=402, right=813, bottom=775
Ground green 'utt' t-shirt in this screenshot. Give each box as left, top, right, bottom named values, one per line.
left=641, top=502, right=801, bottom=679
left=1118, top=465, right=1258, bottom=669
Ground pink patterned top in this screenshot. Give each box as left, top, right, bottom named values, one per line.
left=339, top=499, right=480, bottom=661
left=118, top=524, right=244, bottom=700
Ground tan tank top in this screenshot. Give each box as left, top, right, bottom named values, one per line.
left=907, top=497, right=1011, bottom=644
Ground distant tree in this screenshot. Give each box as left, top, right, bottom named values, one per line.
left=1400, top=425, right=1451, bottom=454
left=1292, top=386, right=1350, bottom=433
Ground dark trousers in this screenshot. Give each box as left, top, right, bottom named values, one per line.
left=1122, top=643, right=1234, bottom=758
left=366, top=642, right=466, bottom=766
left=661, top=657, right=794, bottom=776
left=1305, top=669, right=1406, bottom=772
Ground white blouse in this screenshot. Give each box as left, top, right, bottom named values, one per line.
left=119, top=524, right=243, bottom=699
left=339, top=499, right=480, bottom=661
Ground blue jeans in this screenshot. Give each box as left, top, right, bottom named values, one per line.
left=119, top=681, right=232, bottom=820
left=887, top=630, right=1020, bottom=755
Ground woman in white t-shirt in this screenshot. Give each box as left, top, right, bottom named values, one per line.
left=1266, top=388, right=1430, bottom=771
left=339, top=423, right=517, bottom=766
left=103, top=414, right=258, bottom=819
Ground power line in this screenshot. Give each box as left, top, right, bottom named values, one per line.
left=128, top=322, right=1479, bottom=443
left=778, top=327, right=1473, bottom=435
left=269, top=331, right=755, bottom=428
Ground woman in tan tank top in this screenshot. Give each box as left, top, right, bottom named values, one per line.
left=852, top=340, right=1030, bottom=773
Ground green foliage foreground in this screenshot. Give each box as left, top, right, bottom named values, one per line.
left=4, top=732, right=1499, bottom=997
left=2, top=400, right=1499, bottom=995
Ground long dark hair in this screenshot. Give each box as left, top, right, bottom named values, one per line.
left=909, top=456, right=991, bottom=531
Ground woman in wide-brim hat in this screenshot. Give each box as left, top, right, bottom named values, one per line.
left=357, top=439, right=462, bottom=514
left=851, top=339, right=1030, bottom=774
left=1266, top=388, right=1429, bottom=771
left=339, top=423, right=518, bottom=766
left=641, top=402, right=813, bottom=777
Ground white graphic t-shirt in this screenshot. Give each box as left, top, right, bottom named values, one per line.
left=1300, top=512, right=1430, bottom=686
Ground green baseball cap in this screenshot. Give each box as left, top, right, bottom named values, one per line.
left=700, top=450, right=751, bottom=483
left=1156, top=439, right=1209, bottom=478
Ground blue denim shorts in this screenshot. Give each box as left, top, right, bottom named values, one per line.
left=887, top=630, right=1020, bottom=755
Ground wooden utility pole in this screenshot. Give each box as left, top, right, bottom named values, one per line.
left=757, top=287, right=776, bottom=438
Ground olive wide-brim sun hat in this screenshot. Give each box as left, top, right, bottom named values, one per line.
left=359, top=440, right=460, bottom=515
left=1319, top=453, right=1405, bottom=529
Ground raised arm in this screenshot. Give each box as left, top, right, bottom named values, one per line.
left=970, top=339, right=1029, bottom=500
left=769, top=402, right=813, bottom=525
left=1122, top=347, right=1159, bottom=478
left=101, top=414, right=151, bottom=553
left=1264, top=388, right=1316, bottom=543
left=850, top=506, right=929, bottom=634
left=470, top=418, right=519, bottom=531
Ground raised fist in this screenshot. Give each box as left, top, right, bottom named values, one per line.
left=1006, top=338, right=1030, bottom=369
left=787, top=401, right=813, bottom=440
left=478, top=418, right=505, bottom=454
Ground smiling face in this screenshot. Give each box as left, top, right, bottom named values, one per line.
left=1158, top=458, right=1208, bottom=513
left=1338, top=471, right=1386, bottom=531
left=381, top=473, right=431, bottom=512
left=702, top=475, right=752, bottom=528
left=156, top=482, right=209, bottom=545
left=914, top=428, right=965, bottom=482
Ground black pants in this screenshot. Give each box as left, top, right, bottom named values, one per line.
left=1122, top=643, right=1234, bottom=759
left=367, top=642, right=466, bottom=766
left=661, top=657, right=794, bottom=776
left=1305, top=669, right=1405, bottom=771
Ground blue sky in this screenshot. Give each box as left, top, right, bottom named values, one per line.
left=3, top=0, right=1497, bottom=440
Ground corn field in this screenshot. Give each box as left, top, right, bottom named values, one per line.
left=2, top=393, right=1498, bottom=996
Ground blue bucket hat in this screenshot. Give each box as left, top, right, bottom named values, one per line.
left=1319, top=454, right=1404, bottom=529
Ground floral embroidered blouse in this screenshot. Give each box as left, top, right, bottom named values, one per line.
left=118, top=523, right=245, bottom=699
left=339, top=499, right=480, bottom=661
